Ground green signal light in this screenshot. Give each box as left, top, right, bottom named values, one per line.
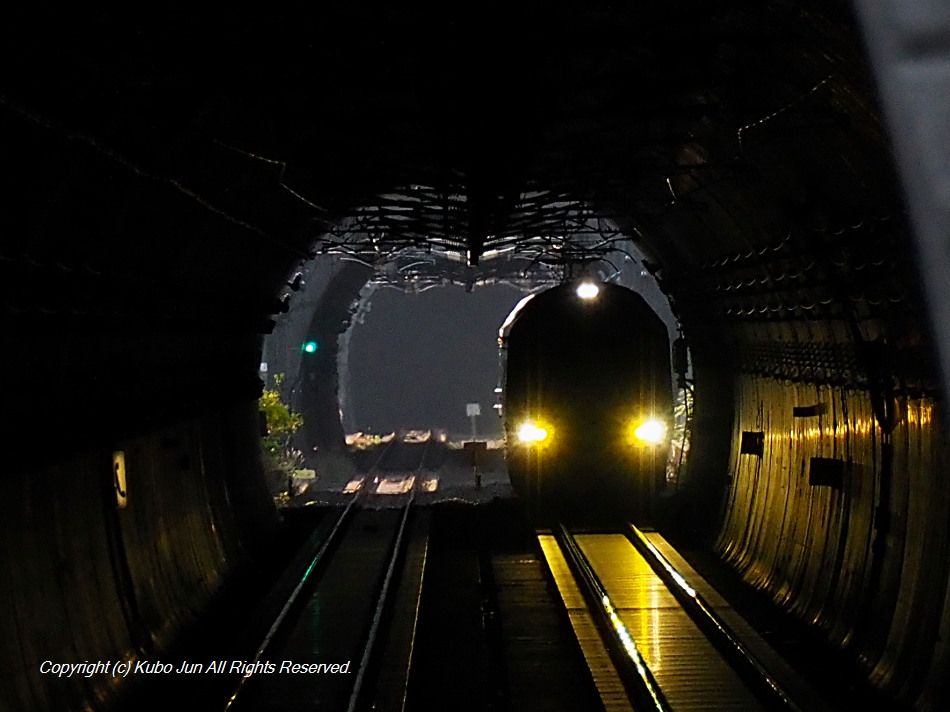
left=302, top=341, right=318, bottom=354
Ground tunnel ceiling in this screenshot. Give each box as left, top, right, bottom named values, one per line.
left=1, top=2, right=934, bottom=457
left=2, top=3, right=898, bottom=260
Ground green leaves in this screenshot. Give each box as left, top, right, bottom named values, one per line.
left=259, top=385, right=303, bottom=454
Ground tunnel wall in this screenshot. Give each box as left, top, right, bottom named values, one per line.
left=295, top=261, right=375, bottom=453
left=263, top=256, right=374, bottom=454
left=716, top=376, right=950, bottom=709
left=0, top=401, right=276, bottom=712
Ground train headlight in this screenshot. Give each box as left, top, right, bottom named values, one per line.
left=517, top=422, right=549, bottom=443
left=576, top=281, right=600, bottom=300
left=633, top=419, right=667, bottom=444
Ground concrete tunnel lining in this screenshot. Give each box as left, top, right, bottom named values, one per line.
left=2, top=3, right=950, bottom=709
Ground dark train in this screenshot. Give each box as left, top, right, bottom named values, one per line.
left=499, top=280, right=673, bottom=525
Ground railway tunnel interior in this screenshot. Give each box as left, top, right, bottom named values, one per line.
left=3, top=3, right=950, bottom=710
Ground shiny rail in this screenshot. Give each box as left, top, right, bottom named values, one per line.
left=223, top=494, right=363, bottom=710
left=625, top=524, right=802, bottom=712
left=346, top=491, right=417, bottom=711
left=224, top=439, right=429, bottom=710
left=349, top=440, right=434, bottom=710
left=553, top=524, right=673, bottom=712
left=551, top=525, right=813, bottom=711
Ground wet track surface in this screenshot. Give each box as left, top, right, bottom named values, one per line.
left=542, top=527, right=793, bottom=711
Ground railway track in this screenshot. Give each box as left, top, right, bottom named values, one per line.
left=221, top=440, right=432, bottom=711
left=539, top=524, right=832, bottom=712
left=126, top=440, right=836, bottom=712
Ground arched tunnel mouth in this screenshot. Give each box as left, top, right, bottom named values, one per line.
left=3, top=3, right=950, bottom=710
left=261, top=227, right=685, bottom=513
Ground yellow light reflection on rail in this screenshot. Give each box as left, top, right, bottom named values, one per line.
left=602, top=594, right=666, bottom=710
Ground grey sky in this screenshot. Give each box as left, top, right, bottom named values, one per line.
left=345, top=283, right=526, bottom=437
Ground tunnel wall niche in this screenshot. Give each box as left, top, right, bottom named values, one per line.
left=716, top=376, right=950, bottom=709
left=0, top=401, right=277, bottom=712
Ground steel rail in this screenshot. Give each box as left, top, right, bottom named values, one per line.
left=553, top=524, right=673, bottom=712
left=625, top=524, right=803, bottom=712
left=346, top=491, right=417, bottom=712
left=349, top=436, right=434, bottom=710
left=220, top=438, right=401, bottom=710
left=223, top=491, right=363, bottom=710
left=382, top=517, right=429, bottom=712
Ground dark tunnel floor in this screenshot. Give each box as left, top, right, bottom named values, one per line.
left=119, top=494, right=908, bottom=711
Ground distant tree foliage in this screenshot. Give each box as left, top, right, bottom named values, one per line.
left=259, top=375, right=303, bottom=455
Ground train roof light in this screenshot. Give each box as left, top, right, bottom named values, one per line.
left=576, top=281, right=600, bottom=300
left=634, top=419, right=667, bottom=444
left=517, top=422, right=548, bottom=443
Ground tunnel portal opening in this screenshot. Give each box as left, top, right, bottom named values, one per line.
left=262, top=205, right=686, bottom=502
